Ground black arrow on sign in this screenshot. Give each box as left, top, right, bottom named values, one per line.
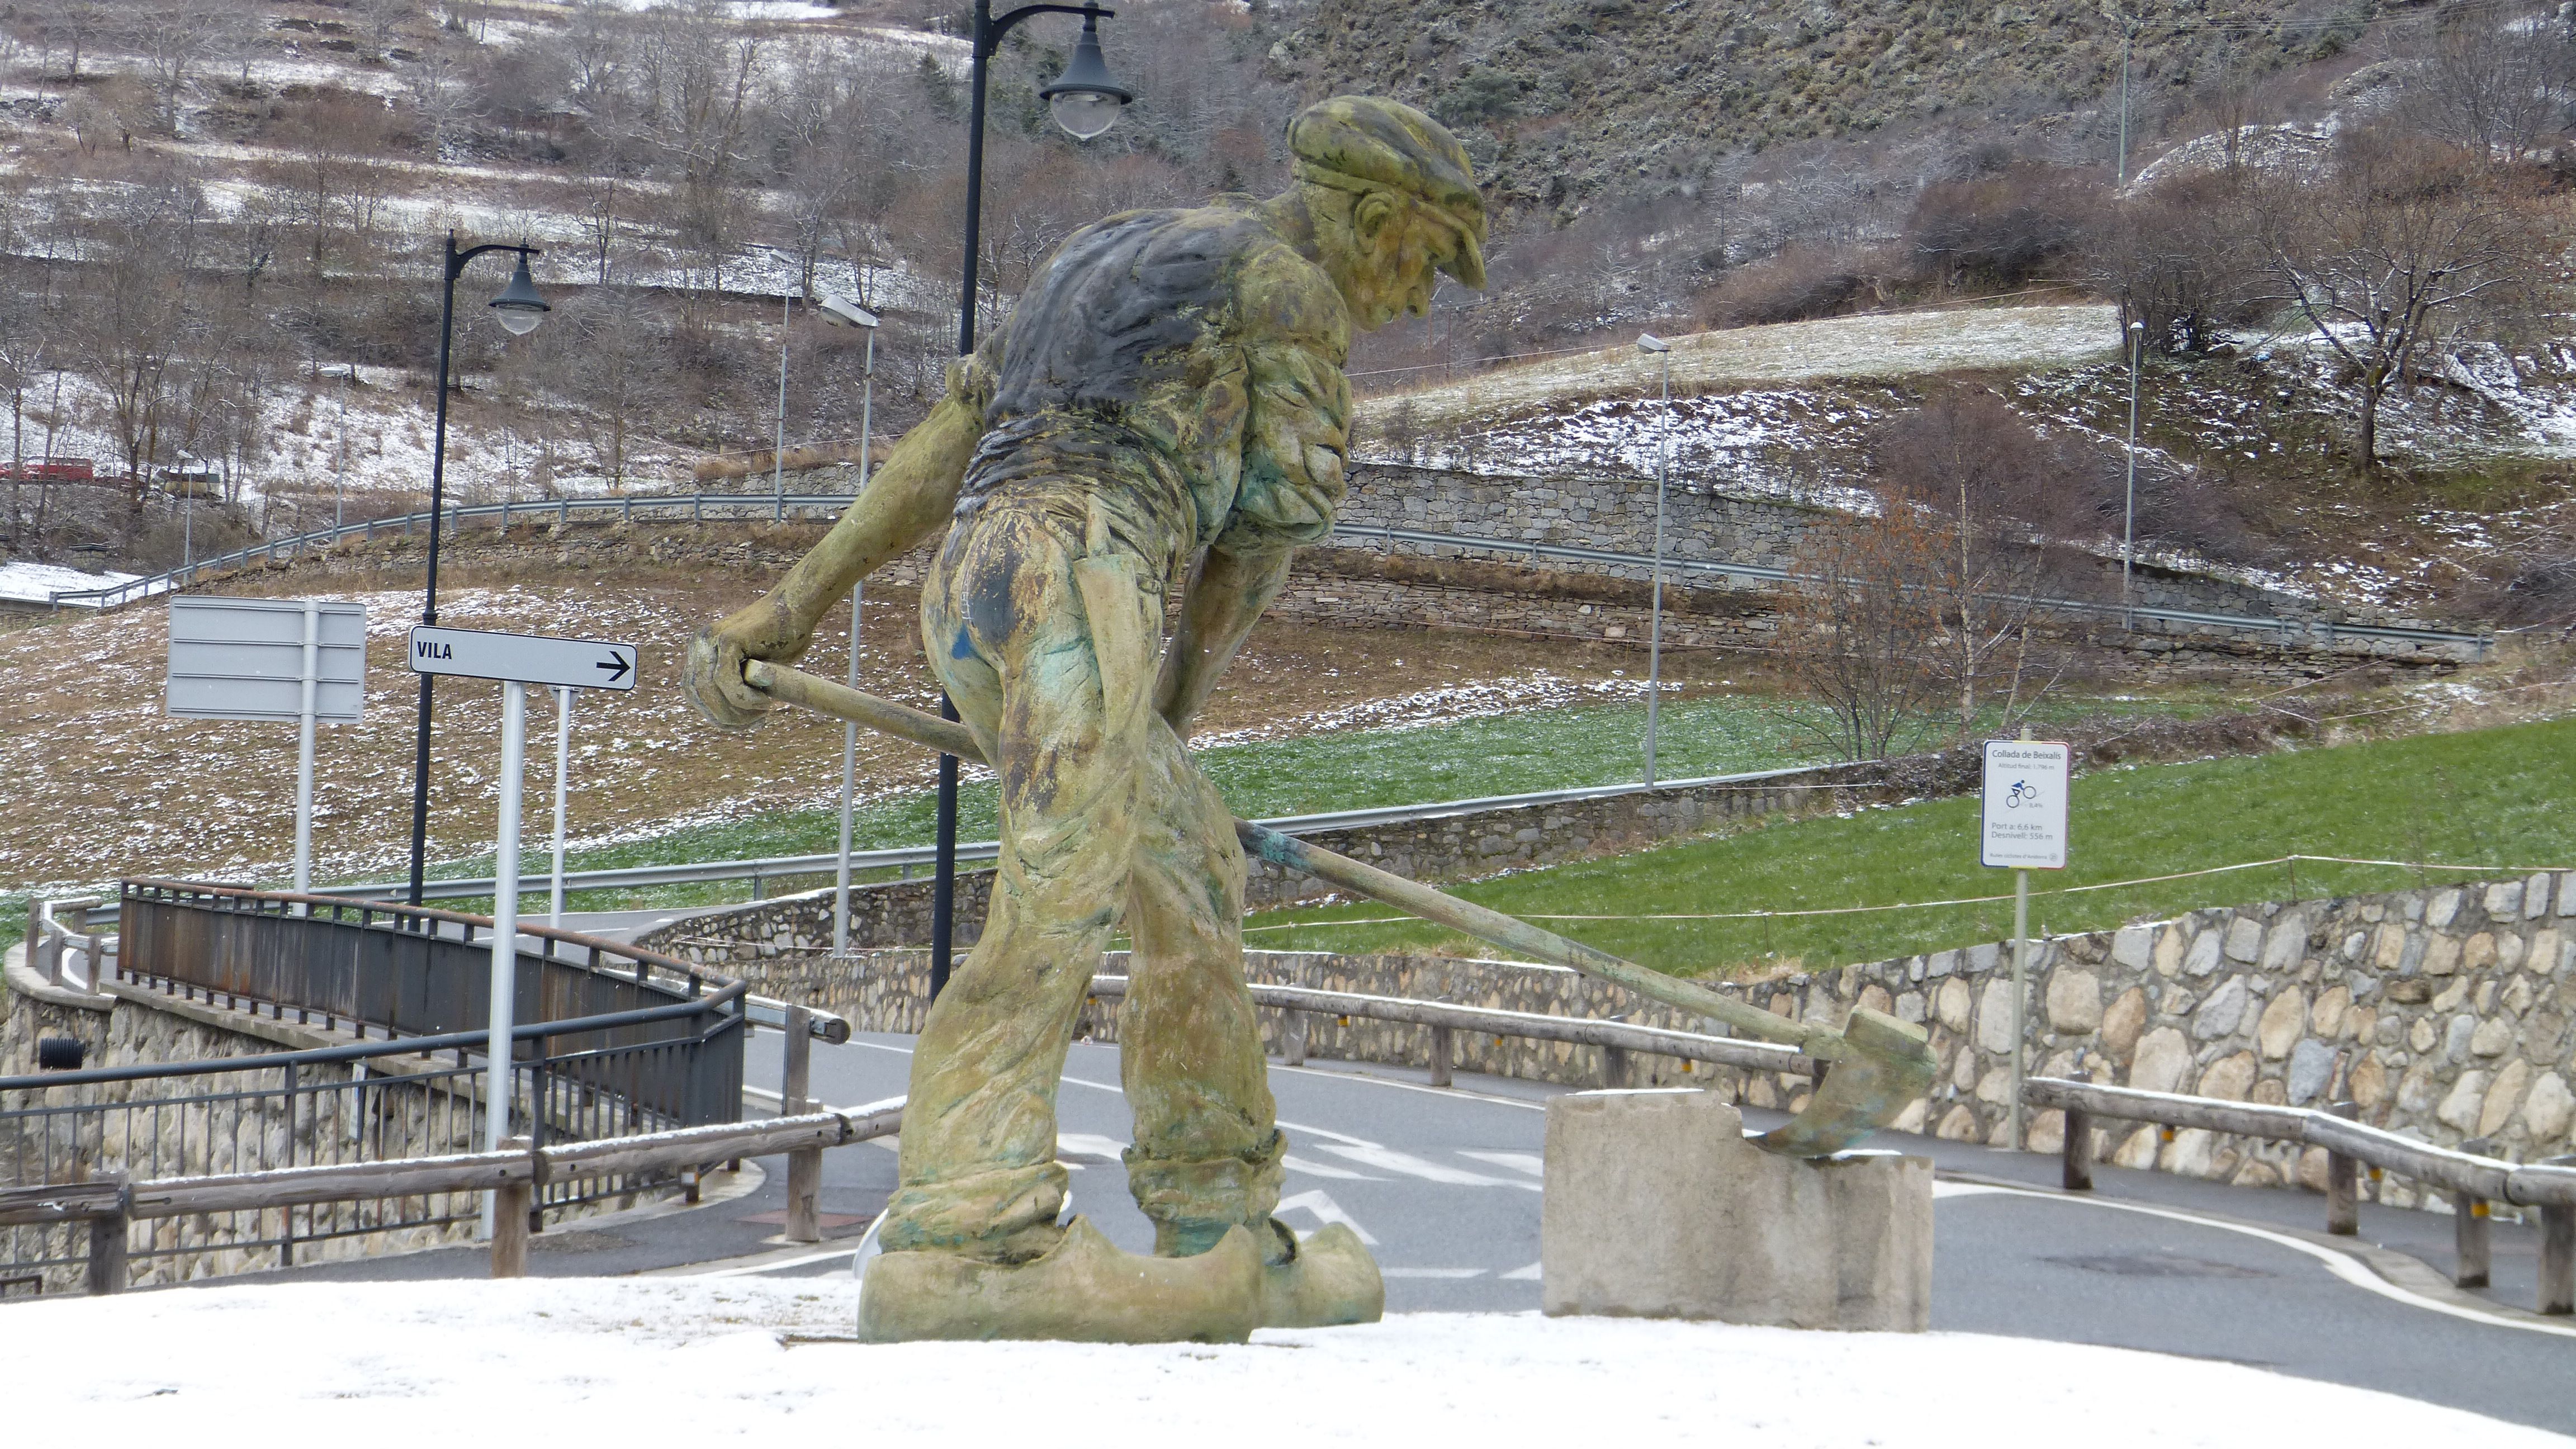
left=596, top=652, right=633, bottom=683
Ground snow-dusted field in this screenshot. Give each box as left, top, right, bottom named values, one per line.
left=0, top=560, right=138, bottom=605
left=1357, top=303, right=2124, bottom=434
left=0, top=1277, right=2559, bottom=1446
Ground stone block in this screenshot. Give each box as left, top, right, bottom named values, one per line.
left=1541, top=1090, right=1931, bottom=1332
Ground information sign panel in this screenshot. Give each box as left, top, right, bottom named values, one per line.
left=167, top=597, right=367, bottom=722
left=408, top=626, right=637, bottom=692
left=1980, top=739, right=2071, bottom=870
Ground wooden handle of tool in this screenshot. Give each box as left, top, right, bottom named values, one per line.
left=740, top=659, right=1821, bottom=1053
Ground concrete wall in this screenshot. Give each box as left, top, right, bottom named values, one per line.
left=663, top=873, right=2575, bottom=1218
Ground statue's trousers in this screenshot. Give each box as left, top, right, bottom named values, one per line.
left=880, top=497, right=1285, bottom=1262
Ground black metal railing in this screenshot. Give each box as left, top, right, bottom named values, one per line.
left=2, top=883, right=748, bottom=1291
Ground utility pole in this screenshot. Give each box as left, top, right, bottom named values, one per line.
left=2116, top=15, right=2134, bottom=186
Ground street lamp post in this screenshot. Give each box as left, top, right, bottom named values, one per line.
left=1636, top=332, right=1673, bottom=786
left=930, top=0, right=1133, bottom=997
left=2122, top=318, right=2143, bottom=630
left=815, top=289, right=880, bottom=955
left=405, top=235, right=549, bottom=906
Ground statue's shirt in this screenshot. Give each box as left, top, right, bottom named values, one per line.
left=956, top=199, right=1353, bottom=586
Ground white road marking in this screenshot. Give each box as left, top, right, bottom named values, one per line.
left=1955, top=1180, right=2576, bottom=1339
left=1282, top=1154, right=1386, bottom=1181
left=694, top=1247, right=858, bottom=1278
left=1269, top=1062, right=1546, bottom=1112
left=1382, top=1267, right=1486, bottom=1279
left=1275, top=1189, right=1377, bottom=1245
left=1319, top=1144, right=1540, bottom=1190
left=1056, top=1133, right=1128, bottom=1162
left=1273, top=1116, right=1384, bottom=1149
left=1500, top=1261, right=1542, bottom=1281
left=1458, top=1150, right=1545, bottom=1177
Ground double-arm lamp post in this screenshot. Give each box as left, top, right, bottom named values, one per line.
left=406, top=236, right=550, bottom=906
left=929, top=1, right=1134, bottom=995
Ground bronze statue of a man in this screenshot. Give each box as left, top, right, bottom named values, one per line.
left=685, top=96, right=1484, bottom=1341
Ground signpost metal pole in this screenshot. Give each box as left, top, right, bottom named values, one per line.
left=549, top=685, right=571, bottom=927
left=482, top=680, right=529, bottom=1237
left=292, top=600, right=320, bottom=897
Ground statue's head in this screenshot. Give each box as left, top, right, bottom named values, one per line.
left=1286, top=96, right=1486, bottom=331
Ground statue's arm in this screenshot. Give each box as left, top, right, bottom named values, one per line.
left=1156, top=262, right=1351, bottom=740
left=1156, top=542, right=1294, bottom=740
left=684, top=358, right=990, bottom=728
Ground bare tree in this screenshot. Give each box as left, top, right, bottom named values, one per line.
left=127, top=2, right=219, bottom=134
left=1778, top=512, right=1946, bottom=763
left=2394, top=4, right=2576, bottom=160
left=1871, top=393, right=2071, bottom=739
left=58, top=172, right=215, bottom=517
left=2250, top=131, right=2539, bottom=470
left=2082, top=171, right=2262, bottom=353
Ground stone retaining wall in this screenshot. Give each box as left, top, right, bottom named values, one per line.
left=662, top=872, right=2575, bottom=1219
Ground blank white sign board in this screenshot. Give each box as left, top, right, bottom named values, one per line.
left=167, top=597, right=367, bottom=722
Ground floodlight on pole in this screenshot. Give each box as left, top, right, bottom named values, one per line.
left=1637, top=332, right=1673, bottom=787
left=817, top=287, right=881, bottom=958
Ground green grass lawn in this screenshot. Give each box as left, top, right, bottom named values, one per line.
left=412, top=688, right=2193, bottom=916
left=1243, top=716, right=2576, bottom=980
left=0, top=687, right=2208, bottom=934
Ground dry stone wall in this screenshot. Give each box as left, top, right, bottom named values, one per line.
left=673, top=873, right=2574, bottom=1218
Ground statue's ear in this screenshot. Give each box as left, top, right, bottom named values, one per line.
left=1352, top=190, right=1401, bottom=247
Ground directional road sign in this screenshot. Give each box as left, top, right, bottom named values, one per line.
left=1980, top=738, right=2071, bottom=870
left=407, top=625, right=638, bottom=692
left=168, top=597, right=367, bottom=722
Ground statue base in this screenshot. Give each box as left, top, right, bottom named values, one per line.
left=1540, top=1089, right=1931, bottom=1331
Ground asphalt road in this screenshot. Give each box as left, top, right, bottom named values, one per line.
left=739, top=1031, right=2576, bottom=1434
left=262, top=1014, right=2573, bottom=1434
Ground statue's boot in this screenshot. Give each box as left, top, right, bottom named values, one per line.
left=1259, top=1220, right=1385, bottom=1328
left=856, top=1216, right=1263, bottom=1344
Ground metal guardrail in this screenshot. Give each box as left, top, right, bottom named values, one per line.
left=41, top=492, right=2489, bottom=654
left=61, top=764, right=1850, bottom=926
left=43, top=491, right=873, bottom=610
left=1345, top=522, right=2490, bottom=654
left=2027, top=1074, right=2575, bottom=1315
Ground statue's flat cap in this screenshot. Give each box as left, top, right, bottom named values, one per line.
left=1289, top=96, right=1486, bottom=288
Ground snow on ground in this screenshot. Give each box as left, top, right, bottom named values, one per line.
left=1356, top=304, right=2123, bottom=435
left=0, top=1277, right=2559, bottom=1446
left=0, top=560, right=139, bottom=604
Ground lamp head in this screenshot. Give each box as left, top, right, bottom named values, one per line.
left=813, top=290, right=880, bottom=329
left=1040, top=11, right=1133, bottom=141
left=1637, top=333, right=1670, bottom=354
left=489, top=253, right=549, bottom=336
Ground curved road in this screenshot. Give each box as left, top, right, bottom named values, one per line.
left=732, top=1031, right=2574, bottom=1434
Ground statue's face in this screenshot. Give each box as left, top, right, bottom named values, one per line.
left=1315, top=188, right=1457, bottom=333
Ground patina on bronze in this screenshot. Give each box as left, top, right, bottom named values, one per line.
left=686, top=96, right=1484, bottom=1341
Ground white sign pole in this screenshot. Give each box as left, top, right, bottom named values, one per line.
left=550, top=685, right=571, bottom=928
left=482, top=680, right=529, bottom=1238
left=2011, top=861, right=2030, bottom=1150
left=1981, top=732, right=2071, bottom=1153
left=292, top=600, right=320, bottom=898
left=834, top=586, right=862, bottom=955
